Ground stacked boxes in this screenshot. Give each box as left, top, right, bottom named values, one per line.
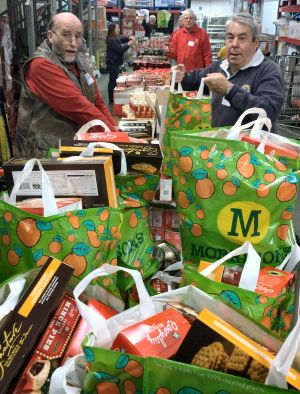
left=122, top=8, right=137, bottom=36
left=150, top=206, right=181, bottom=251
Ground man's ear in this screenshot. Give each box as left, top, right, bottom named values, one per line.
left=47, top=31, right=53, bottom=44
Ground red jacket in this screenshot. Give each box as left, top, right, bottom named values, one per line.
left=169, top=25, right=212, bottom=72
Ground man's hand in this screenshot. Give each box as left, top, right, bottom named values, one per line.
left=204, top=73, right=233, bottom=96
left=128, top=38, right=136, bottom=47
left=171, top=64, right=186, bottom=82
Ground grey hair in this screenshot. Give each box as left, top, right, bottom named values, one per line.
left=227, top=13, right=260, bottom=41
left=182, top=9, right=197, bottom=19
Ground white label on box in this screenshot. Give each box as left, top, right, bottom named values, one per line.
left=12, top=170, right=99, bottom=196
left=159, top=178, right=172, bottom=202
left=188, top=41, right=195, bottom=47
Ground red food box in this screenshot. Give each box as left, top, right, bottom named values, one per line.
left=150, top=228, right=164, bottom=241
left=75, top=131, right=131, bottom=142
left=164, top=231, right=181, bottom=252
left=255, top=266, right=294, bottom=298
left=62, top=299, right=117, bottom=363
left=241, top=134, right=299, bottom=159
left=16, top=197, right=82, bottom=216
left=164, top=209, right=180, bottom=230
left=12, top=293, right=80, bottom=393
left=111, top=308, right=190, bottom=359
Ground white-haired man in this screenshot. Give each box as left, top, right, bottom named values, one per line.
left=169, top=9, right=212, bottom=72
left=172, top=13, right=283, bottom=132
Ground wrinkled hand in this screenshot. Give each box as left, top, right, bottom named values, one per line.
left=204, top=73, right=232, bottom=96
left=171, top=64, right=186, bottom=83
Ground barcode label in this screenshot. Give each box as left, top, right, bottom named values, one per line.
left=159, top=178, right=172, bottom=201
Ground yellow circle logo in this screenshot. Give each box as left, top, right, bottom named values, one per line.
left=217, top=201, right=270, bottom=245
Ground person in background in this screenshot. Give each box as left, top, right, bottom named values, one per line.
left=106, top=23, right=135, bottom=104
left=172, top=13, right=283, bottom=132
left=169, top=9, right=212, bottom=72
left=14, top=12, right=117, bottom=157
left=142, top=15, right=158, bottom=38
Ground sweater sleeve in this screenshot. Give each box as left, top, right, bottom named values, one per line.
left=108, top=38, right=129, bottom=55
left=226, top=61, right=284, bottom=129
left=168, top=30, right=178, bottom=60
left=25, top=57, right=117, bottom=132
left=181, top=63, right=216, bottom=91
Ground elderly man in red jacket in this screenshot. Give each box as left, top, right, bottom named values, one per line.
left=169, top=9, right=212, bottom=72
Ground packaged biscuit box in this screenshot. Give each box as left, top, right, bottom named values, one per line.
left=174, top=308, right=300, bottom=390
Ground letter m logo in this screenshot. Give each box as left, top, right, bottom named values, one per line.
left=228, top=208, right=261, bottom=237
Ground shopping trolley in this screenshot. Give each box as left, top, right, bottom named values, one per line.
left=275, top=54, right=300, bottom=139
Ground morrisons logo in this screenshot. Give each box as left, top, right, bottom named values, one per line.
left=217, top=201, right=270, bottom=244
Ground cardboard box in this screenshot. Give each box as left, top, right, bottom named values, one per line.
left=60, top=140, right=162, bottom=175
left=16, top=197, right=82, bottom=216
left=62, top=299, right=117, bottom=363
left=0, top=258, right=74, bottom=393
left=150, top=227, right=164, bottom=241
left=150, top=207, right=165, bottom=227
left=164, top=231, right=181, bottom=252
left=12, top=294, right=80, bottom=393
left=59, top=141, right=122, bottom=174
left=164, top=209, right=180, bottom=230
left=3, top=157, right=118, bottom=208
left=255, top=266, right=294, bottom=298
left=175, top=308, right=300, bottom=390
left=112, top=308, right=190, bottom=359
left=75, top=131, right=131, bottom=142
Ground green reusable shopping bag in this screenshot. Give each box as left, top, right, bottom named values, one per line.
left=115, top=205, right=161, bottom=293
left=161, top=76, right=212, bottom=176
left=168, top=121, right=300, bottom=267
left=0, top=160, right=122, bottom=295
left=82, top=347, right=293, bottom=394
left=182, top=264, right=295, bottom=339
left=115, top=174, right=160, bottom=209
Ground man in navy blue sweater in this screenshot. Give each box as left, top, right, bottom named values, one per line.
left=172, top=13, right=283, bottom=132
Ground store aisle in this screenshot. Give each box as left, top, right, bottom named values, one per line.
left=96, top=72, right=113, bottom=113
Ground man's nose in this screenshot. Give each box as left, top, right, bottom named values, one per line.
left=231, top=37, right=239, bottom=46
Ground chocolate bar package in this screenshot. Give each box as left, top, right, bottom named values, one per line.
left=3, top=157, right=118, bottom=208
left=0, top=257, right=74, bottom=393
left=59, top=140, right=162, bottom=175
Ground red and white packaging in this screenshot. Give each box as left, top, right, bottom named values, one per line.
left=16, top=197, right=82, bottom=216
left=150, top=228, right=164, bottom=241
left=62, top=299, right=117, bottom=363
left=75, top=131, right=131, bottom=142
left=111, top=308, right=190, bottom=359
left=164, top=231, right=181, bottom=252
left=164, top=209, right=180, bottom=230
left=150, top=207, right=165, bottom=228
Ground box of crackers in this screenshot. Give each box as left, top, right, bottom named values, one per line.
left=174, top=308, right=300, bottom=390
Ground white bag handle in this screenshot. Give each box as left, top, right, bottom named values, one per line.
left=234, top=107, right=268, bottom=130
left=73, top=264, right=155, bottom=346
left=49, top=354, right=84, bottom=394
left=0, top=277, right=26, bottom=321
left=196, top=78, right=212, bottom=99
left=8, top=158, right=58, bottom=216
left=170, top=71, right=183, bottom=94
left=79, top=142, right=127, bottom=175
left=277, top=244, right=300, bottom=272
left=199, top=241, right=260, bottom=292
left=227, top=116, right=272, bottom=141
left=266, top=306, right=300, bottom=388
left=74, top=119, right=111, bottom=139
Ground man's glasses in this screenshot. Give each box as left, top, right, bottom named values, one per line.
left=51, top=30, right=83, bottom=43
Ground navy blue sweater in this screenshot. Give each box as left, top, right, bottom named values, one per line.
left=182, top=57, right=284, bottom=132
left=106, top=37, right=130, bottom=66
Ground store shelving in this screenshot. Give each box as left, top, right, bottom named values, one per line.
left=206, top=19, right=227, bottom=62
